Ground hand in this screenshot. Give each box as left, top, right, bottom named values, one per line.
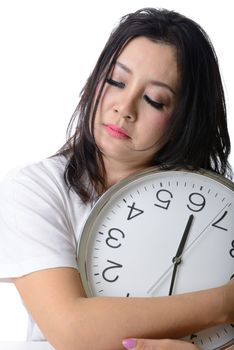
left=169, top=214, right=194, bottom=295
left=122, top=338, right=201, bottom=350
left=223, top=277, right=234, bottom=323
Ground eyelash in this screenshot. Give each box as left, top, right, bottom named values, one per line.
left=144, top=95, right=164, bottom=110
left=106, top=78, right=125, bottom=88
left=106, top=78, right=164, bottom=111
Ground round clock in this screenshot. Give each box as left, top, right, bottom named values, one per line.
left=77, top=168, right=234, bottom=350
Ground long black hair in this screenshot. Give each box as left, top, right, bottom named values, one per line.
left=57, top=7, right=232, bottom=203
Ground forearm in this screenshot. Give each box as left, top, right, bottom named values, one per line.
left=15, top=269, right=232, bottom=350
left=54, top=286, right=227, bottom=350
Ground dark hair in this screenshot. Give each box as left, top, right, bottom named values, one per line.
left=57, top=7, right=232, bottom=203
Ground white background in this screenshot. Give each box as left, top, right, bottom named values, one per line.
left=0, top=0, right=233, bottom=341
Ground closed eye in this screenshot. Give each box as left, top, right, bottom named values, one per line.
left=144, top=94, right=164, bottom=110
left=106, top=78, right=125, bottom=89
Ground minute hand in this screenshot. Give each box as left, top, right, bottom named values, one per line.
left=168, top=214, right=194, bottom=296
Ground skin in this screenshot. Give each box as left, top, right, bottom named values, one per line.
left=122, top=339, right=234, bottom=350
left=13, top=37, right=234, bottom=350
left=122, top=338, right=201, bottom=350
left=94, top=37, right=179, bottom=187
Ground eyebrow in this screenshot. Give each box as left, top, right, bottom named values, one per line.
left=115, top=61, right=176, bottom=95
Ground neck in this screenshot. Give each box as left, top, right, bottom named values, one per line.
left=102, top=157, right=150, bottom=189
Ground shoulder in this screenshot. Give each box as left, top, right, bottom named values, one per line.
left=1, top=155, right=67, bottom=187
left=0, top=156, right=72, bottom=238
left=0, top=155, right=93, bottom=236
left=0, top=156, right=72, bottom=205
left=0, top=156, right=92, bottom=279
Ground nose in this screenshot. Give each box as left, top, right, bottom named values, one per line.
left=113, top=93, right=137, bottom=121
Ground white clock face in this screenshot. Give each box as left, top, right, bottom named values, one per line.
left=78, top=169, right=234, bottom=350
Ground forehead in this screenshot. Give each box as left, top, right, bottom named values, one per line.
left=115, top=36, right=179, bottom=90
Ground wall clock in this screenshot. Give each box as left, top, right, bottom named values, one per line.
left=78, top=168, right=234, bottom=350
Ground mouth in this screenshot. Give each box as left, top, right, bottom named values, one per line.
left=104, top=124, right=130, bottom=139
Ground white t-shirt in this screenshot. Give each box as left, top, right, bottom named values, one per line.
left=0, top=156, right=93, bottom=341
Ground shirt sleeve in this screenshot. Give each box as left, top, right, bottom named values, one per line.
left=0, top=162, right=78, bottom=280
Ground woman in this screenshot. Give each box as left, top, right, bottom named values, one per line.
left=0, top=7, right=233, bottom=350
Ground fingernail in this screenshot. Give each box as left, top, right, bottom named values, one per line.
left=122, top=339, right=136, bottom=349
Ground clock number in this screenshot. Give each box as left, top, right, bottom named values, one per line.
left=187, top=193, right=206, bottom=212
left=154, top=189, right=173, bottom=210
left=127, top=202, right=144, bottom=220
left=102, top=259, right=123, bottom=283
left=230, top=240, right=234, bottom=258
left=106, top=228, right=125, bottom=248
left=212, top=210, right=228, bottom=231
left=189, top=334, right=198, bottom=344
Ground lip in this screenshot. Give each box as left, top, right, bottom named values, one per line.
left=104, top=124, right=130, bottom=139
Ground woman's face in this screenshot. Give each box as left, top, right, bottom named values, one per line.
left=94, top=36, right=179, bottom=172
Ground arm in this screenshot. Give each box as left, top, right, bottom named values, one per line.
left=122, top=338, right=234, bottom=350
left=122, top=339, right=201, bottom=350
left=14, top=268, right=233, bottom=350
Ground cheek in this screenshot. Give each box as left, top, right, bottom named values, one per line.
left=147, top=113, right=171, bottom=135
left=93, top=84, right=108, bottom=122
left=140, top=113, right=171, bottom=148
left=99, top=89, right=108, bottom=107
left=93, top=80, right=109, bottom=109
left=95, top=80, right=104, bottom=98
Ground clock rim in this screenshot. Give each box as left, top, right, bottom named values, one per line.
left=77, top=167, right=233, bottom=296
left=76, top=167, right=234, bottom=348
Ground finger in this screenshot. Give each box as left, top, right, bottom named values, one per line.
left=122, top=338, right=201, bottom=350
left=122, top=339, right=137, bottom=349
